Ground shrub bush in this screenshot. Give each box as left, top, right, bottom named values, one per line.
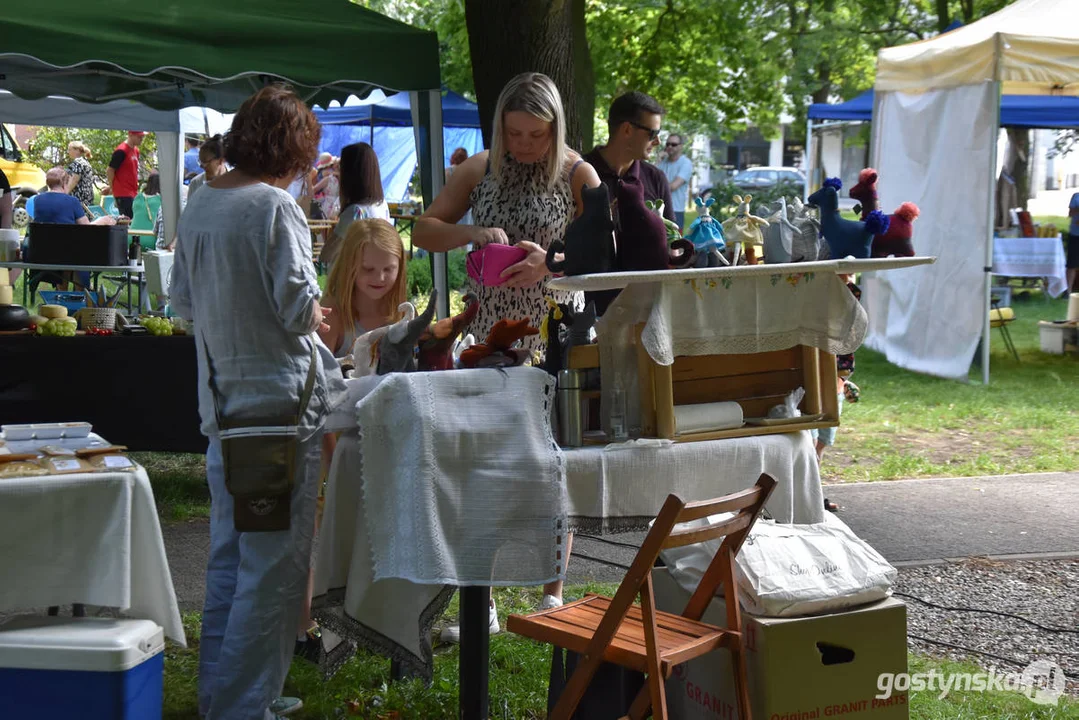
left=406, top=247, right=468, bottom=299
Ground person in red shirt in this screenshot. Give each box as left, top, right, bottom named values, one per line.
left=105, top=130, right=146, bottom=217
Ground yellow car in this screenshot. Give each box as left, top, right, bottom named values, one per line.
left=1, top=123, right=47, bottom=223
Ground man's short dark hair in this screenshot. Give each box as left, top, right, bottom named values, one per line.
left=608, top=92, right=665, bottom=131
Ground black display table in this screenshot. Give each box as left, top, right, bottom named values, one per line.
left=0, top=333, right=206, bottom=453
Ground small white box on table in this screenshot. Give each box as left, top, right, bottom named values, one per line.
left=0, top=616, right=165, bottom=720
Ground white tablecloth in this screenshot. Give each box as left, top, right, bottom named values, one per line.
left=564, top=432, right=824, bottom=533
left=992, top=236, right=1069, bottom=298
left=0, top=466, right=185, bottom=645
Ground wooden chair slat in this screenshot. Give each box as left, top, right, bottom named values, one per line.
left=678, top=485, right=764, bottom=520
left=662, top=513, right=754, bottom=550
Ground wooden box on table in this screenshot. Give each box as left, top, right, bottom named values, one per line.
left=567, top=326, right=839, bottom=443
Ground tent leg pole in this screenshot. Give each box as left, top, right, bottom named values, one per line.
left=982, top=82, right=1001, bottom=385
left=804, top=119, right=812, bottom=202
left=410, top=90, right=448, bottom=319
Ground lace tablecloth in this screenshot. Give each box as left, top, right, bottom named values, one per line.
left=0, top=465, right=185, bottom=645
left=992, top=236, right=1069, bottom=298
left=312, top=368, right=567, bottom=679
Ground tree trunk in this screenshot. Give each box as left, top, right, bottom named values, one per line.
left=1006, top=128, right=1032, bottom=210
left=935, top=0, right=950, bottom=32
left=464, top=0, right=592, bottom=152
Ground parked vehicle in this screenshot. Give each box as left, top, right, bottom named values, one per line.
left=0, top=123, right=47, bottom=209
left=731, top=166, right=805, bottom=195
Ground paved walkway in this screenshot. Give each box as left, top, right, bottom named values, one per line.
left=164, top=472, right=1079, bottom=610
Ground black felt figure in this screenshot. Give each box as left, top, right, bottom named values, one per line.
left=546, top=184, right=617, bottom=276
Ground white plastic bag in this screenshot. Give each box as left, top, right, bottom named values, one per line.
left=659, top=512, right=896, bottom=618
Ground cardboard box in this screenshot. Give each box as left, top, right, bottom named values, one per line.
left=1038, top=321, right=1078, bottom=355
left=652, top=568, right=909, bottom=720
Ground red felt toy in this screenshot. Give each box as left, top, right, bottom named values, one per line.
left=849, top=168, right=879, bottom=220
left=458, top=319, right=539, bottom=368
left=871, top=202, right=919, bottom=258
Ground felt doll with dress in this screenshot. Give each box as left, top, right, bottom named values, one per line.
left=685, top=196, right=729, bottom=268
left=721, top=194, right=769, bottom=265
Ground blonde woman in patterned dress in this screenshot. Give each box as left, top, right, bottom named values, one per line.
left=414, top=72, right=601, bottom=359
left=413, top=71, right=600, bottom=635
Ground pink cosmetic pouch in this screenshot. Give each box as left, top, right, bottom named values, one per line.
left=466, top=243, right=529, bottom=287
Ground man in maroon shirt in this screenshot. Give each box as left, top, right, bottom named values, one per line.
left=582, top=92, right=676, bottom=314
left=105, top=130, right=146, bottom=218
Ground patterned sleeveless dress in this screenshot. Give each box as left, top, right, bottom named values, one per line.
left=468, top=154, right=583, bottom=358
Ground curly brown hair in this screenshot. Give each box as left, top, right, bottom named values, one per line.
left=224, top=85, right=320, bottom=180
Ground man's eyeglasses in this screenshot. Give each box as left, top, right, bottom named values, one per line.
left=665, top=141, right=681, bottom=148
left=628, top=121, right=661, bottom=141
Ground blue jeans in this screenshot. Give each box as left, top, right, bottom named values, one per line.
left=812, top=393, right=845, bottom=447
left=198, top=434, right=320, bottom=720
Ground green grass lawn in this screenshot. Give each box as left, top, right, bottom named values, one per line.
left=825, top=292, right=1079, bottom=483
left=163, top=587, right=1079, bottom=719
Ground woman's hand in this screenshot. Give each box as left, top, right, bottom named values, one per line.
left=473, top=226, right=510, bottom=247
left=313, top=305, right=333, bottom=335
left=501, top=241, right=548, bottom=288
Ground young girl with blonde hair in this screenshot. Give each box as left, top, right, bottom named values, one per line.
left=318, top=217, right=408, bottom=357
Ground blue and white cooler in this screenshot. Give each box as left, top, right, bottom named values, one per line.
left=0, top=615, right=164, bottom=719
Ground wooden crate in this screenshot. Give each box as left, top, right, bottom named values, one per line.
left=634, top=325, right=839, bottom=442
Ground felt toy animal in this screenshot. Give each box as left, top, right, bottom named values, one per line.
left=644, top=199, right=684, bottom=246
left=807, top=178, right=890, bottom=260
left=417, top=292, right=480, bottom=371
left=871, top=202, right=919, bottom=258
left=452, top=334, right=476, bottom=368
left=787, top=197, right=825, bottom=262
left=376, top=290, right=438, bottom=374
left=685, top=196, right=729, bottom=268
left=615, top=176, right=695, bottom=270
left=459, top=318, right=540, bottom=368
left=541, top=299, right=597, bottom=375
left=344, top=302, right=416, bottom=378
left=721, top=194, right=769, bottom=265
left=547, top=184, right=617, bottom=275
left=759, top=197, right=798, bottom=264
left=849, top=168, right=879, bottom=220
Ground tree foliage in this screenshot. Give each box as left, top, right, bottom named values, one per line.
left=25, top=127, right=158, bottom=189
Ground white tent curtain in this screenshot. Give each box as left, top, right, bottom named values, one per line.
left=864, top=83, right=999, bottom=380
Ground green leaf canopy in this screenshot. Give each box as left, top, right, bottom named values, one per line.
left=0, top=0, right=440, bottom=111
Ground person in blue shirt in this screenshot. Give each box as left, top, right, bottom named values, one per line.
left=183, top=136, right=202, bottom=184
left=1068, top=193, right=1079, bottom=292
left=657, top=133, right=694, bottom=231
left=31, top=167, right=117, bottom=289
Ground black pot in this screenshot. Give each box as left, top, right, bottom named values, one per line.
left=0, top=304, right=30, bottom=331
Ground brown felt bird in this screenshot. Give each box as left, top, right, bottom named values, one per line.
left=459, top=318, right=540, bottom=369
left=417, top=293, right=480, bottom=371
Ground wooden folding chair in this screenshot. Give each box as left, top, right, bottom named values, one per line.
left=507, top=474, right=777, bottom=720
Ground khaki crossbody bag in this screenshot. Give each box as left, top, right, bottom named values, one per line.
left=202, top=333, right=318, bottom=532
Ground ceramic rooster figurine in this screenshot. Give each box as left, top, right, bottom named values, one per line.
left=760, top=197, right=799, bottom=264
left=417, top=292, right=480, bottom=371
left=685, top=196, right=728, bottom=268
left=786, top=197, right=825, bottom=262
left=848, top=168, right=879, bottom=220
left=721, top=194, right=769, bottom=265
left=459, top=319, right=539, bottom=369
left=807, top=178, right=890, bottom=260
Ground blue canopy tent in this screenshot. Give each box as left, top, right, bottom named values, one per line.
left=804, top=90, right=1079, bottom=199
left=313, top=90, right=485, bottom=202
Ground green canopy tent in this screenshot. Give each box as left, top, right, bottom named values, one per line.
left=0, top=0, right=451, bottom=314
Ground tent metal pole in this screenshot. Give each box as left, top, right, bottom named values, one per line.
left=410, top=89, right=448, bottom=319
left=982, top=82, right=1001, bottom=385
left=804, top=118, right=813, bottom=202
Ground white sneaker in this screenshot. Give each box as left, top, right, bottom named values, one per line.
left=439, top=601, right=500, bottom=644
left=539, top=594, right=563, bottom=610
left=269, top=696, right=303, bottom=717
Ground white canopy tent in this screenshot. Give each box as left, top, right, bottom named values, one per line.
left=1, top=90, right=234, bottom=241
left=867, top=0, right=1079, bottom=383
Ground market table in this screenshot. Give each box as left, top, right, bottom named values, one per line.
left=0, top=333, right=205, bottom=453
left=0, top=433, right=185, bottom=645
left=313, top=373, right=824, bottom=718
left=991, top=235, right=1069, bottom=297
left=0, top=260, right=147, bottom=312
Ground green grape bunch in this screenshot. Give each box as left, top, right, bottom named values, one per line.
left=36, top=318, right=78, bottom=337
left=140, top=316, right=174, bottom=337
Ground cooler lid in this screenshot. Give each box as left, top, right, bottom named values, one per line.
left=0, top=616, right=165, bottom=672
